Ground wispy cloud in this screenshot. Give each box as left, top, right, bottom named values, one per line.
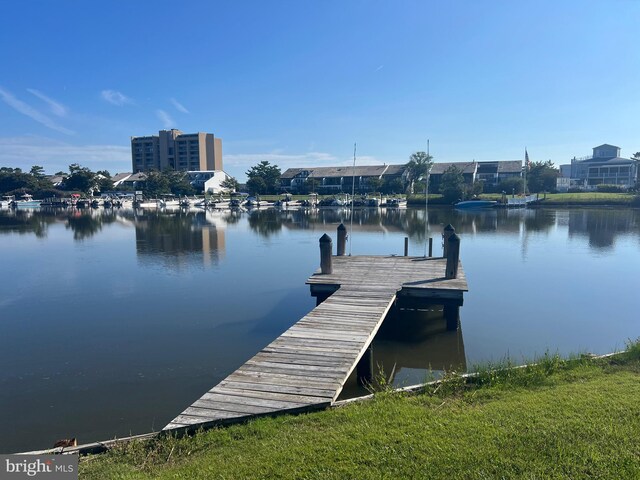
left=375, top=65, right=384, bottom=72
left=0, top=86, right=74, bottom=135
left=170, top=98, right=189, bottom=114
left=26, top=88, right=68, bottom=117
left=156, top=109, right=175, bottom=128
left=101, top=89, right=133, bottom=106
left=0, top=136, right=131, bottom=172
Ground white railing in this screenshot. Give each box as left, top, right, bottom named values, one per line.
left=507, top=194, right=538, bottom=206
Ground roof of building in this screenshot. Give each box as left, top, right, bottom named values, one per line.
left=112, top=172, right=133, bottom=183
left=307, top=165, right=389, bottom=178
left=124, top=172, right=148, bottom=182
left=593, top=144, right=620, bottom=150
left=579, top=157, right=635, bottom=165
left=280, top=168, right=309, bottom=179
left=496, top=160, right=523, bottom=173
left=281, top=164, right=406, bottom=179
left=429, top=162, right=477, bottom=175
left=382, top=164, right=407, bottom=175
left=46, top=175, right=66, bottom=185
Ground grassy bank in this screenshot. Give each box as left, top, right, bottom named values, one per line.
left=538, top=192, right=637, bottom=206
left=81, top=344, right=640, bottom=479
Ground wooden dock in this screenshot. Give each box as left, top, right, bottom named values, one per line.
left=164, top=254, right=467, bottom=433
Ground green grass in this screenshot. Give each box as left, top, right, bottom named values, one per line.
left=80, top=345, right=640, bottom=479
left=540, top=192, right=635, bottom=205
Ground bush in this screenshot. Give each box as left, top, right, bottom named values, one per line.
left=568, top=187, right=584, bottom=193
left=596, top=184, right=626, bottom=193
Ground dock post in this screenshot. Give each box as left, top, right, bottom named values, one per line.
left=337, top=224, right=347, bottom=256
left=319, top=234, right=333, bottom=274
left=404, top=237, right=409, bottom=256
left=357, top=345, right=374, bottom=386
left=443, top=224, right=455, bottom=257
left=445, top=233, right=460, bottom=279
left=443, top=304, right=459, bottom=331
left=428, top=237, right=433, bottom=257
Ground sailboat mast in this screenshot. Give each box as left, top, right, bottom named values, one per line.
left=349, top=143, right=356, bottom=256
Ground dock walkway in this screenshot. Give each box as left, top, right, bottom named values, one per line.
left=165, top=255, right=467, bottom=432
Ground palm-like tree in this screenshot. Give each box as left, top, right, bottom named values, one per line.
left=406, top=151, right=434, bottom=194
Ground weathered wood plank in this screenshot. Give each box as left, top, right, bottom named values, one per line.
left=166, top=254, right=467, bottom=433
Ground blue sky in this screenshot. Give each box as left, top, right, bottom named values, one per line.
left=1, top=0, right=639, bottom=181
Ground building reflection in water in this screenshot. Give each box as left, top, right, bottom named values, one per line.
left=133, top=210, right=226, bottom=268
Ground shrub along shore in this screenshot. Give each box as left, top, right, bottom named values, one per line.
left=80, top=342, right=640, bottom=479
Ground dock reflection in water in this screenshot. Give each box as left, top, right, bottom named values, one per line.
left=339, top=306, right=466, bottom=399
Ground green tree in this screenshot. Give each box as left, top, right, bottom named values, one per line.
left=0, top=168, right=38, bottom=194
left=221, top=176, right=239, bottom=192
left=246, top=176, right=268, bottom=195
left=527, top=160, right=559, bottom=193
left=246, top=161, right=281, bottom=194
left=143, top=171, right=170, bottom=197
left=440, top=165, right=465, bottom=203
left=381, top=177, right=404, bottom=194
left=30, top=165, right=46, bottom=179
left=65, top=164, right=97, bottom=194
left=499, top=177, right=524, bottom=195
left=367, top=176, right=383, bottom=193
left=405, top=151, right=434, bottom=193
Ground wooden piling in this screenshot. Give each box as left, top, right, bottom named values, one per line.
left=320, top=234, right=333, bottom=274
left=443, top=224, right=455, bottom=257
left=404, top=237, right=409, bottom=256
left=428, top=237, right=433, bottom=257
left=443, top=304, right=459, bottom=331
left=445, top=233, right=460, bottom=279
left=357, top=345, right=374, bottom=386
left=337, top=224, right=347, bottom=256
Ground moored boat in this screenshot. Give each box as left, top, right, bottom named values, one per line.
left=454, top=200, right=497, bottom=209
left=13, top=194, right=41, bottom=208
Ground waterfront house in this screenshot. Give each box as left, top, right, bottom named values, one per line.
left=560, top=144, right=638, bottom=190
left=428, top=160, right=522, bottom=191
left=280, top=164, right=408, bottom=194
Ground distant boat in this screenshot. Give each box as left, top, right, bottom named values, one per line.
left=13, top=194, right=41, bottom=208
left=454, top=200, right=497, bottom=209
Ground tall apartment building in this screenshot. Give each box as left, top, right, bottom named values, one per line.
left=131, top=129, right=223, bottom=173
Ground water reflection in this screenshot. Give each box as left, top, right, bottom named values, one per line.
left=339, top=307, right=467, bottom=399
left=567, top=209, right=639, bottom=249
left=132, top=210, right=226, bottom=268
left=2, top=207, right=640, bottom=253
left=1, top=205, right=639, bottom=453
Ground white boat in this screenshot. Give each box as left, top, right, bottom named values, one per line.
left=13, top=194, right=41, bottom=208
left=1, top=195, right=14, bottom=208
left=454, top=200, right=498, bottom=209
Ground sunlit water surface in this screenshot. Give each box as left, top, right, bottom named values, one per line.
left=0, top=206, right=638, bottom=452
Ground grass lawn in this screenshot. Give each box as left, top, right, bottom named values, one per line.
left=80, top=347, right=640, bottom=479
left=541, top=192, right=636, bottom=205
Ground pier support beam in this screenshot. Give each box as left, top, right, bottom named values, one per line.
left=337, top=224, right=347, bottom=256
left=404, top=237, right=409, bottom=256
left=443, top=224, right=455, bottom=257
left=357, top=345, right=374, bottom=386
left=445, top=233, right=460, bottom=279
left=319, top=234, right=333, bottom=274
left=443, top=304, right=459, bottom=331
left=428, top=237, right=433, bottom=257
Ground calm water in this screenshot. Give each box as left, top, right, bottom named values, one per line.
left=1, top=206, right=639, bottom=452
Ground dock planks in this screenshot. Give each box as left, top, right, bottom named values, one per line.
left=164, top=255, right=467, bottom=432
